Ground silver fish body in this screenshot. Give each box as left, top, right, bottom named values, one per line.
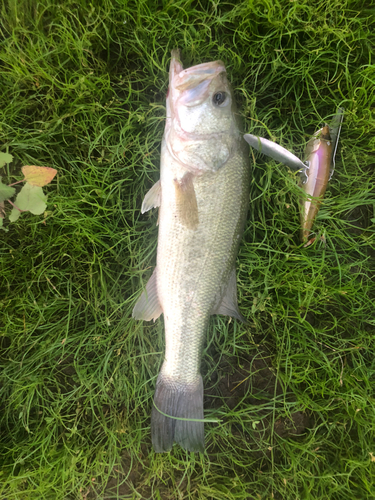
left=133, top=50, right=250, bottom=452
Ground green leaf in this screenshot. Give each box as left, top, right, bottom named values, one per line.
left=12, top=182, right=47, bottom=215
left=0, top=177, right=16, bottom=203
left=9, top=207, right=21, bottom=222
left=0, top=217, right=8, bottom=231
left=0, top=153, right=13, bottom=168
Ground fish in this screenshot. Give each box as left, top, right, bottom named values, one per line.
left=132, top=49, right=250, bottom=453
left=244, top=108, right=344, bottom=241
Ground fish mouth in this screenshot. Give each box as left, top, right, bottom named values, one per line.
left=169, top=49, right=226, bottom=106
left=174, top=61, right=226, bottom=90
left=170, top=49, right=226, bottom=90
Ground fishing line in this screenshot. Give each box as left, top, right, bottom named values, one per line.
left=153, top=401, right=222, bottom=423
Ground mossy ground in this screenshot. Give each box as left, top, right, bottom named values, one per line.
left=0, top=1, right=374, bottom=498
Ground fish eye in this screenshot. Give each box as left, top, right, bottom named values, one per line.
left=212, top=91, right=227, bottom=106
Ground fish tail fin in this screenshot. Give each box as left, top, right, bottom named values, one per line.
left=151, top=374, right=204, bottom=453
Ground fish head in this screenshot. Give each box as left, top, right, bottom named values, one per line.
left=171, top=61, right=233, bottom=134
left=165, top=50, right=241, bottom=174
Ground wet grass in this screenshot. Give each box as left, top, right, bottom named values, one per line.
left=0, top=0, right=374, bottom=498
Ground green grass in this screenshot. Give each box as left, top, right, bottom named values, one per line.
left=0, top=0, right=374, bottom=498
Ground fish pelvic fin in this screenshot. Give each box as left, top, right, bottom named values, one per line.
left=132, top=268, right=162, bottom=321
left=151, top=374, right=204, bottom=453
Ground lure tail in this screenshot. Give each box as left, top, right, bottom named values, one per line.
left=151, top=374, right=204, bottom=453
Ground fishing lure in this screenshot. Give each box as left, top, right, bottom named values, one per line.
left=244, top=108, right=344, bottom=241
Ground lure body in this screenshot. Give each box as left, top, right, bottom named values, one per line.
left=301, top=125, right=332, bottom=240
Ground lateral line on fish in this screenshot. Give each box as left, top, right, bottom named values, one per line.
left=152, top=400, right=221, bottom=423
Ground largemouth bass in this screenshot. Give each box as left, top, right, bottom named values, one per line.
left=244, top=107, right=344, bottom=241
left=133, top=50, right=250, bottom=453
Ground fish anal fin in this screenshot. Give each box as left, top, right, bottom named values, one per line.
left=174, top=172, right=199, bottom=230
left=132, top=268, right=162, bottom=321
left=141, top=180, right=161, bottom=214
left=213, top=267, right=247, bottom=324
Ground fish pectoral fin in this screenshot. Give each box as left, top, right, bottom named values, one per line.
left=141, top=180, right=161, bottom=214
left=213, top=267, right=248, bottom=324
left=132, top=268, right=162, bottom=321
left=174, top=172, right=199, bottom=230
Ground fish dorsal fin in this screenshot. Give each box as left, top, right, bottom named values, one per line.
left=141, top=180, right=161, bottom=214
left=132, top=268, right=162, bottom=321
left=174, top=172, right=199, bottom=230
left=212, top=267, right=247, bottom=323
left=244, top=134, right=306, bottom=172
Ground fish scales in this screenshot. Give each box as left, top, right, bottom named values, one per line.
left=158, top=144, right=249, bottom=383
left=133, top=49, right=250, bottom=453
